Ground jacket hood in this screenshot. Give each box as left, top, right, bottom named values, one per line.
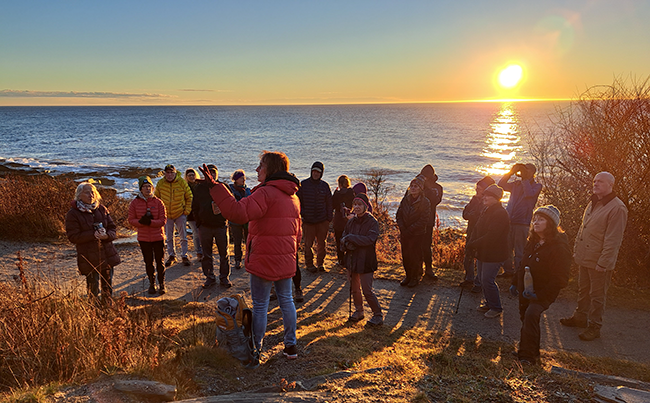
left=264, top=171, right=300, bottom=195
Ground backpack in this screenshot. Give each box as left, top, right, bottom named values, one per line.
left=215, top=294, right=259, bottom=368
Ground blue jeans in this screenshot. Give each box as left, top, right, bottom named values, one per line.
left=249, top=274, right=297, bottom=351
left=503, top=224, right=529, bottom=274
left=165, top=215, right=188, bottom=258
left=478, top=260, right=502, bottom=311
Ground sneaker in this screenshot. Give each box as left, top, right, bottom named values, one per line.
left=306, top=266, right=318, bottom=273
left=484, top=309, right=502, bottom=319
left=560, top=316, right=588, bottom=328
left=182, top=257, right=191, bottom=266
left=220, top=280, right=233, bottom=288
left=165, top=256, right=177, bottom=267
left=578, top=326, right=600, bottom=341
left=294, top=289, right=304, bottom=302
left=147, top=283, right=157, bottom=295
left=470, top=285, right=482, bottom=293
left=283, top=345, right=298, bottom=360
left=367, top=316, right=383, bottom=326
left=476, top=304, right=490, bottom=313
left=202, top=278, right=217, bottom=289
left=317, top=265, right=326, bottom=272
left=459, top=280, right=474, bottom=288
left=158, top=284, right=166, bottom=295
left=347, top=312, right=364, bottom=323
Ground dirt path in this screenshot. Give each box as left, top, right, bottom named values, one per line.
left=2, top=239, right=649, bottom=365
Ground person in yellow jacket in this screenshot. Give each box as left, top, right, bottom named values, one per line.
left=155, top=164, right=193, bottom=267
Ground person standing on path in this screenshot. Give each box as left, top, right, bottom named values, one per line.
left=200, top=151, right=301, bottom=361
left=332, top=174, right=355, bottom=267
left=461, top=176, right=495, bottom=291
left=466, top=184, right=510, bottom=319
left=65, top=182, right=121, bottom=302
left=510, top=205, right=571, bottom=365
left=185, top=168, right=203, bottom=262
left=228, top=169, right=251, bottom=271
left=396, top=175, right=431, bottom=288
left=560, top=172, right=628, bottom=341
left=498, top=163, right=542, bottom=278
left=128, top=176, right=168, bottom=295
left=418, top=165, right=443, bottom=280
left=296, top=161, right=333, bottom=273
left=155, top=164, right=193, bottom=267
left=192, top=164, right=232, bottom=288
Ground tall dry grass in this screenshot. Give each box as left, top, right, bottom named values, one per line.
left=0, top=175, right=130, bottom=241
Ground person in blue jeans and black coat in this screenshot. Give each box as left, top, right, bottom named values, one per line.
left=510, top=205, right=571, bottom=365
left=467, top=184, right=510, bottom=318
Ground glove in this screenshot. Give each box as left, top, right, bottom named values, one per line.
left=522, top=289, right=538, bottom=300
left=199, top=164, right=219, bottom=188
left=139, top=214, right=152, bottom=226
left=509, top=285, right=518, bottom=297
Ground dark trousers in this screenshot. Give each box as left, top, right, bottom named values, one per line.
left=200, top=225, right=229, bottom=282
left=139, top=240, right=165, bottom=284
left=518, top=299, right=547, bottom=361
left=86, top=266, right=113, bottom=299
left=303, top=221, right=329, bottom=267
left=293, top=255, right=301, bottom=291
left=401, top=234, right=426, bottom=282
left=423, top=224, right=434, bottom=270
left=230, top=224, right=248, bottom=263
left=334, top=228, right=345, bottom=264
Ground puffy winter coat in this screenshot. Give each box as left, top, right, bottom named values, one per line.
left=341, top=213, right=379, bottom=274
left=514, top=233, right=571, bottom=309
left=154, top=172, right=193, bottom=220
left=396, top=194, right=431, bottom=237
left=296, top=177, right=332, bottom=223
left=467, top=202, right=510, bottom=263
left=128, top=194, right=166, bottom=242
left=192, top=181, right=227, bottom=228
left=209, top=171, right=301, bottom=281
left=65, top=201, right=121, bottom=275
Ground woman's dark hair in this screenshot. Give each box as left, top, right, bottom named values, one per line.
left=338, top=175, right=351, bottom=188
left=527, top=212, right=563, bottom=244
left=260, top=151, right=290, bottom=177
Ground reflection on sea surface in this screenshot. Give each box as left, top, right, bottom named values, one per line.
left=479, top=103, right=522, bottom=177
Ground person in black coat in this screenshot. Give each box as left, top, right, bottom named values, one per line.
left=396, top=176, right=431, bottom=287
left=510, top=205, right=571, bottom=365
left=332, top=175, right=355, bottom=266
left=341, top=193, right=383, bottom=326
left=461, top=176, right=495, bottom=289
left=466, top=184, right=510, bottom=318
left=418, top=165, right=443, bottom=279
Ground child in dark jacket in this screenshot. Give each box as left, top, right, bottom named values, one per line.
left=341, top=193, right=383, bottom=326
left=510, top=205, right=571, bottom=365
left=396, top=176, right=431, bottom=287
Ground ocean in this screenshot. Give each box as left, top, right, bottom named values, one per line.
left=0, top=102, right=564, bottom=228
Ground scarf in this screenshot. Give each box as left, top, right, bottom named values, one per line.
left=76, top=200, right=99, bottom=213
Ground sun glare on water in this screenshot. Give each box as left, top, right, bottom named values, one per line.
left=498, top=64, right=523, bottom=89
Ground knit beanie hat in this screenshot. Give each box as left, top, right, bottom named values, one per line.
left=484, top=184, right=504, bottom=200
left=534, top=205, right=561, bottom=228
left=138, top=176, right=154, bottom=190
left=477, top=176, right=495, bottom=188
left=353, top=193, right=372, bottom=213
left=352, top=182, right=367, bottom=195
left=410, top=175, right=425, bottom=190
left=311, top=161, right=324, bottom=173
left=232, top=170, right=245, bottom=182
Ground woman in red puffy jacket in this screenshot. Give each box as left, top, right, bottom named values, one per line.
left=200, top=151, right=301, bottom=363
left=128, top=176, right=167, bottom=295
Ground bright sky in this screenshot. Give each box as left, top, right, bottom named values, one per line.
left=1, top=0, right=649, bottom=105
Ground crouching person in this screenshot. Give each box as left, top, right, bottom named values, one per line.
left=511, top=205, right=571, bottom=365
left=341, top=193, right=383, bottom=326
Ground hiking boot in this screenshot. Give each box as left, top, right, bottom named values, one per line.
left=182, top=257, right=191, bottom=266
left=579, top=326, right=600, bottom=341
left=367, top=315, right=383, bottom=327
left=220, top=279, right=233, bottom=288
left=348, top=312, right=365, bottom=323
left=165, top=256, right=177, bottom=267
left=234, top=260, right=242, bottom=270
left=158, top=283, right=166, bottom=295
left=147, top=283, right=157, bottom=295
left=283, top=345, right=298, bottom=360
left=470, top=285, right=482, bottom=293
left=202, top=278, right=216, bottom=289
left=306, top=266, right=318, bottom=273
left=294, top=289, right=304, bottom=302
left=317, top=265, right=326, bottom=272
left=560, top=316, right=588, bottom=328
left=476, top=304, right=490, bottom=313
left=407, top=278, right=420, bottom=288
left=425, top=269, right=438, bottom=280
left=484, top=309, right=502, bottom=319
left=400, top=277, right=409, bottom=286
left=459, top=280, right=474, bottom=288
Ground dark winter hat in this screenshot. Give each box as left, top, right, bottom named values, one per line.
left=311, top=161, right=324, bottom=173
left=352, top=182, right=367, bottom=195
left=484, top=184, right=504, bottom=200
left=534, top=205, right=561, bottom=228
left=138, top=176, right=154, bottom=190
left=419, top=164, right=438, bottom=182
left=477, top=176, right=496, bottom=188
left=232, top=170, right=245, bottom=182
left=164, top=164, right=176, bottom=172
left=353, top=193, right=372, bottom=212
left=206, top=164, right=218, bottom=178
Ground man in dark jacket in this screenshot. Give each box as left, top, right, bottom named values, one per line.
left=418, top=164, right=443, bottom=279
left=296, top=161, right=333, bottom=273
left=192, top=164, right=231, bottom=288
left=396, top=176, right=431, bottom=287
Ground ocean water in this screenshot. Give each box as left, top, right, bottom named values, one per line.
left=0, top=102, right=564, bottom=228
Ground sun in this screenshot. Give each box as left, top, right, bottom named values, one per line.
left=498, top=64, right=523, bottom=89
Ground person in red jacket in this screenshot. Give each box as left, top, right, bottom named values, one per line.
left=128, top=176, right=167, bottom=295
left=200, top=151, right=301, bottom=362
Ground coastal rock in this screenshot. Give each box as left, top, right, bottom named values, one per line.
left=114, top=380, right=176, bottom=401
